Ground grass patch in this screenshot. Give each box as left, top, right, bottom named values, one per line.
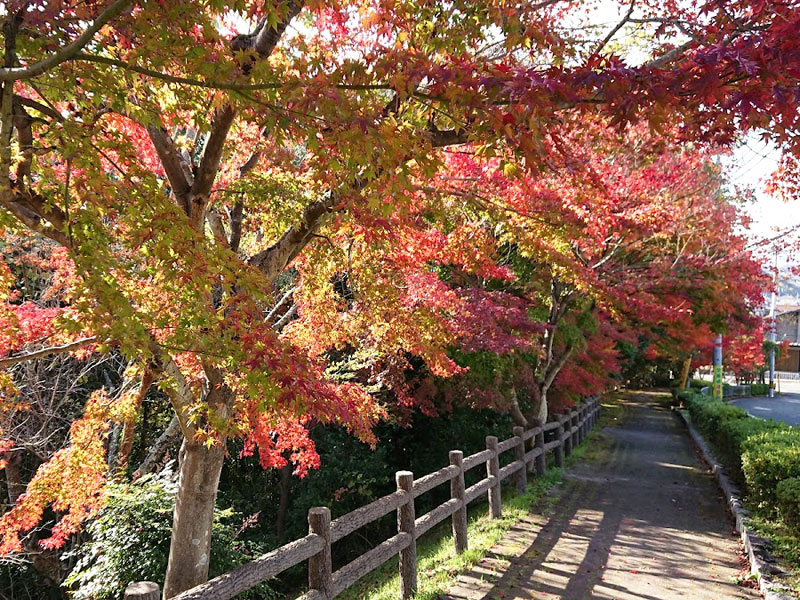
left=336, top=470, right=563, bottom=600
left=746, top=510, right=800, bottom=593
left=337, top=397, right=619, bottom=600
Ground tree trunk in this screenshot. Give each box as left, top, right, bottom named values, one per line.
left=536, top=389, right=548, bottom=424
left=162, top=437, right=226, bottom=598
left=523, top=385, right=547, bottom=426
left=680, top=357, right=692, bottom=389
left=507, top=387, right=528, bottom=428
left=4, top=450, right=25, bottom=504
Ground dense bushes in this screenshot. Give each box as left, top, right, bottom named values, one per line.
left=65, top=465, right=274, bottom=600
left=716, top=417, right=782, bottom=481
left=742, top=431, right=800, bottom=509
left=689, top=378, right=714, bottom=390
left=685, top=392, right=800, bottom=522
left=751, top=383, right=770, bottom=396
left=777, top=478, right=800, bottom=530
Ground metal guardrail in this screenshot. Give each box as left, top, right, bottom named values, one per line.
left=700, top=385, right=752, bottom=398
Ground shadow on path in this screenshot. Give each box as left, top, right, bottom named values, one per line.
left=440, top=392, right=756, bottom=600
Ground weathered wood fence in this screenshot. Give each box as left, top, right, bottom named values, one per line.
left=125, top=397, right=602, bottom=600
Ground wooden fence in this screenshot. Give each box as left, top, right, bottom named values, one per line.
left=125, top=397, right=601, bottom=600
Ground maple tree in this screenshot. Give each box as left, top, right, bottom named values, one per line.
left=419, top=116, right=767, bottom=422
left=725, top=322, right=770, bottom=383
left=0, top=0, right=796, bottom=596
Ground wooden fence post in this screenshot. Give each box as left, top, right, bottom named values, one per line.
left=554, top=416, right=565, bottom=468
left=449, top=450, right=468, bottom=553
left=582, top=405, right=588, bottom=441
left=308, top=507, right=332, bottom=599
left=563, top=410, right=573, bottom=457
left=124, top=582, right=159, bottom=600
left=572, top=408, right=580, bottom=445
left=532, top=418, right=546, bottom=476
left=586, top=403, right=591, bottom=434
left=512, top=426, right=526, bottom=493
left=397, top=471, right=417, bottom=599
left=486, top=436, right=502, bottom=518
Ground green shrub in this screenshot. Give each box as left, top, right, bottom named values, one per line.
left=684, top=391, right=798, bottom=501
left=65, top=464, right=274, bottom=600
left=777, top=478, right=800, bottom=531
left=742, top=430, right=800, bottom=510
left=676, top=389, right=694, bottom=407
left=716, top=417, right=784, bottom=483
left=751, top=383, right=770, bottom=396
left=685, top=393, right=749, bottom=448
left=690, top=378, right=713, bottom=390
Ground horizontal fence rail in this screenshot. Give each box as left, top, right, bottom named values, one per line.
left=125, top=397, right=602, bottom=600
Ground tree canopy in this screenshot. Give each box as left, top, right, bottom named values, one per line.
left=0, top=0, right=796, bottom=595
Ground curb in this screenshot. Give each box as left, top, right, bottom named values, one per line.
left=677, top=409, right=797, bottom=600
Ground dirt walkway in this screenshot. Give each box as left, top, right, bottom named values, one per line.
left=441, top=392, right=758, bottom=600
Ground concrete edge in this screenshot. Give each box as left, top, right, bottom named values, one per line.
left=677, top=409, right=798, bottom=600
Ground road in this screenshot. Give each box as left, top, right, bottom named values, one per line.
left=443, top=392, right=756, bottom=600
left=731, top=379, right=800, bottom=425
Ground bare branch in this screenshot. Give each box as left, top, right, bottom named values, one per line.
left=13, top=95, right=62, bottom=122
left=133, top=415, right=181, bottom=479
left=207, top=210, right=229, bottom=247
left=229, top=199, right=245, bottom=252
left=0, top=337, right=97, bottom=368
left=594, top=0, right=635, bottom=56
left=646, top=40, right=695, bottom=69
left=273, top=303, right=297, bottom=330
left=265, top=286, right=297, bottom=322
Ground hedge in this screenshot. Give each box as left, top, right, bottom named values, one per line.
left=751, top=383, right=770, bottom=396
left=684, top=392, right=800, bottom=516
left=777, top=478, right=800, bottom=530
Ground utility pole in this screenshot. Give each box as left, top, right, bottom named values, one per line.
left=769, top=248, right=778, bottom=398
left=713, top=334, right=723, bottom=400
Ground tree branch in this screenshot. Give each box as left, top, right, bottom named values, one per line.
left=232, top=2, right=305, bottom=58
left=145, top=125, right=193, bottom=211
left=0, top=0, right=132, bottom=82
left=0, top=337, right=97, bottom=368
left=190, top=105, right=236, bottom=228
left=594, top=0, right=636, bottom=56
left=248, top=195, right=336, bottom=280
left=13, top=95, right=62, bottom=122
left=646, top=40, right=695, bottom=69
left=542, top=344, right=574, bottom=394
left=229, top=199, right=245, bottom=252
left=206, top=209, right=229, bottom=247
left=133, top=415, right=181, bottom=479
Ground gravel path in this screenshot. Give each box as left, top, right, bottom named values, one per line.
left=441, top=392, right=757, bottom=600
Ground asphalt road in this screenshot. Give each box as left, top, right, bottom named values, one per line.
left=731, top=393, right=800, bottom=425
